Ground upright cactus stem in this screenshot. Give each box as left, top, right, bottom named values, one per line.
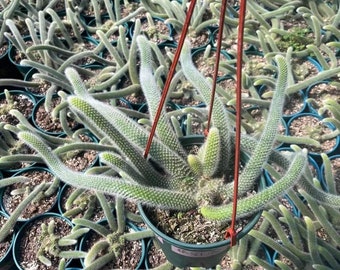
left=226, top=54, right=288, bottom=196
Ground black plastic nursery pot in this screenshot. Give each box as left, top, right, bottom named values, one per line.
left=138, top=203, right=263, bottom=269
left=13, top=213, right=75, bottom=270
left=0, top=43, right=23, bottom=82
left=191, top=46, right=232, bottom=81
left=32, top=94, right=81, bottom=136
left=130, top=16, right=174, bottom=47
left=305, top=80, right=339, bottom=116
left=86, top=15, right=129, bottom=45
left=287, top=112, right=340, bottom=163
left=8, top=36, right=36, bottom=77
left=0, top=166, right=59, bottom=222
left=0, top=90, right=37, bottom=125
left=138, top=135, right=265, bottom=268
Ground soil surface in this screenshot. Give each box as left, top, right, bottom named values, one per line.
left=144, top=207, right=252, bottom=244
left=289, top=115, right=337, bottom=153
left=140, top=18, right=172, bottom=45
left=34, top=96, right=78, bottom=134
left=193, top=49, right=230, bottom=78
left=0, top=92, right=35, bottom=125
left=61, top=133, right=98, bottom=171
left=0, top=43, right=8, bottom=57
left=2, top=169, right=57, bottom=220
left=283, top=92, right=305, bottom=116
left=26, top=75, right=52, bottom=96
left=307, top=82, right=339, bottom=117
left=174, top=28, right=211, bottom=49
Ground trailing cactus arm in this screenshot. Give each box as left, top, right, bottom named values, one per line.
left=68, top=95, right=195, bottom=189
left=137, top=35, right=186, bottom=158
left=321, top=153, right=336, bottom=194
left=68, top=96, right=168, bottom=188
left=249, top=227, right=304, bottom=269
left=276, top=134, right=321, bottom=147
left=298, top=178, right=340, bottom=207
left=18, top=131, right=197, bottom=210
left=224, top=54, right=289, bottom=198
left=64, top=68, right=195, bottom=188
left=239, top=133, right=340, bottom=206
left=0, top=176, right=30, bottom=188
left=286, top=66, right=340, bottom=95
left=200, top=149, right=307, bottom=221
left=302, top=194, right=340, bottom=249
left=0, top=79, right=40, bottom=88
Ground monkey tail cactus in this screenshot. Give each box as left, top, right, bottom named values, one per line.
left=18, top=35, right=318, bottom=222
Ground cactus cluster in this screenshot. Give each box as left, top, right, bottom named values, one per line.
left=14, top=36, right=338, bottom=225
left=0, top=0, right=339, bottom=268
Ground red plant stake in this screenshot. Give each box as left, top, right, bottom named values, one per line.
left=224, top=0, right=247, bottom=246
left=143, top=0, right=247, bottom=248
left=205, top=0, right=227, bottom=136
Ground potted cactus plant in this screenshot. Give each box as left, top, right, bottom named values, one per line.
left=14, top=35, right=340, bottom=268
left=12, top=212, right=86, bottom=270
left=77, top=195, right=150, bottom=270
